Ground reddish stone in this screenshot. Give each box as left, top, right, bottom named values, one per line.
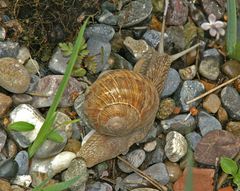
left=173, top=167, right=215, bottom=191
left=218, top=186, right=234, bottom=191
left=0, top=93, right=12, bottom=117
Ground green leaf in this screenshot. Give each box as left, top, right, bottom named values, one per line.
left=28, top=17, right=90, bottom=158
left=220, top=157, right=238, bottom=176
left=233, top=171, right=240, bottom=188
left=72, top=67, right=87, bottom=77
left=8, top=121, right=35, bottom=132
left=47, top=130, right=64, bottom=143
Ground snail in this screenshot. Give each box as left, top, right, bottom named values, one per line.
left=77, top=0, right=201, bottom=167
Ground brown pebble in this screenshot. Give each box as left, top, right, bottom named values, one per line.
left=157, top=98, right=175, bottom=119
left=200, top=80, right=216, bottom=91
left=5, top=139, right=17, bottom=158
left=165, top=160, right=182, bottom=183
left=0, top=93, right=12, bottom=117
left=0, top=179, right=12, bottom=191
left=222, top=60, right=240, bottom=78
left=234, top=78, right=240, bottom=92
left=185, top=50, right=197, bottom=65
left=217, top=106, right=228, bottom=125
left=226, top=121, right=240, bottom=136
left=64, top=139, right=81, bottom=154
left=203, top=94, right=221, bottom=113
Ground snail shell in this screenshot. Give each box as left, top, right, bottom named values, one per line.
left=83, top=69, right=159, bottom=137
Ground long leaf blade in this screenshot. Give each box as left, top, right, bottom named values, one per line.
left=47, top=130, right=64, bottom=143
left=8, top=121, right=35, bottom=131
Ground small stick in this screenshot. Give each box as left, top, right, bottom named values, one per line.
left=186, top=74, right=240, bottom=105
left=117, top=156, right=168, bottom=191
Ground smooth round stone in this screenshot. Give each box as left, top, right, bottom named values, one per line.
left=31, top=75, right=87, bottom=108
left=0, top=159, right=19, bottom=180
left=144, top=140, right=157, bottom=152
left=14, top=151, right=29, bottom=175
left=16, top=46, right=31, bottom=64
left=222, top=60, right=240, bottom=78
left=143, top=30, right=167, bottom=48
left=12, top=94, right=33, bottom=106
left=161, top=114, right=196, bottom=135
left=87, top=37, right=111, bottom=73
left=203, top=93, right=221, bottom=113
left=0, top=92, right=12, bottom=117
left=217, top=106, right=228, bottom=124
left=118, top=0, right=152, bottom=27
left=179, top=65, right=197, bottom=80
left=64, top=139, right=81, bottom=154
left=166, top=0, right=188, bottom=25
left=86, top=181, right=113, bottom=191
left=199, top=57, right=220, bottom=80
left=185, top=132, right=202, bottom=151
left=164, top=131, right=188, bottom=162
left=30, top=151, right=76, bottom=177
left=24, top=59, right=39, bottom=75
left=123, top=163, right=169, bottom=186
left=0, top=128, right=7, bottom=152
left=118, top=149, right=146, bottom=173
left=177, top=80, right=205, bottom=111
left=165, top=161, right=182, bottom=183
left=161, top=68, right=181, bottom=97
left=0, top=26, right=6, bottom=40
left=203, top=48, right=222, bottom=63
left=101, top=1, right=116, bottom=11
left=202, top=0, right=225, bottom=19
left=221, top=86, right=240, bottom=120
left=97, top=9, right=118, bottom=25
left=0, top=179, right=11, bottom=191
left=157, top=98, right=175, bottom=120
left=12, top=175, right=32, bottom=187
left=6, top=139, right=18, bottom=158
left=198, top=110, right=222, bottom=136
left=34, top=131, right=67, bottom=159
left=62, top=158, right=88, bottom=191
left=48, top=47, right=69, bottom=74
left=0, top=57, right=30, bottom=93
left=226, top=121, right=240, bottom=136
left=85, top=24, right=115, bottom=42
left=0, top=41, right=20, bottom=58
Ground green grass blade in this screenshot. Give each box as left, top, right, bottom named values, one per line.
left=28, top=17, right=89, bottom=158
left=47, top=130, right=64, bottom=143
left=7, top=121, right=35, bottom=131
left=184, top=150, right=193, bottom=191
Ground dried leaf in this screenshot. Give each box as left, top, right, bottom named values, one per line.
left=194, top=130, right=240, bottom=165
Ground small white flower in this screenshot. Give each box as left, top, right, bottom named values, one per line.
left=201, top=14, right=226, bottom=40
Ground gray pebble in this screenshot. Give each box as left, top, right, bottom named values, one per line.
left=198, top=110, right=222, bottom=136
left=26, top=74, right=40, bottom=93
left=221, top=86, right=240, bottom=120
left=97, top=9, right=118, bottom=25
left=143, top=30, right=162, bottom=48
left=0, top=159, right=19, bottom=180
left=202, top=0, right=225, bottom=19
left=25, top=59, right=40, bottom=75
left=199, top=57, right=220, bottom=80
left=16, top=46, right=31, bottom=64
left=185, top=132, right=202, bottom=150
left=0, top=41, right=20, bottom=58
left=86, top=181, right=112, bottom=191
left=101, top=1, right=116, bottom=12
left=203, top=48, right=223, bottom=64
left=12, top=94, right=33, bottom=106
left=14, top=151, right=29, bottom=175
left=161, top=68, right=181, bottom=97
left=0, top=129, right=7, bottom=152
left=0, top=26, right=6, bottom=40
left=161, top=114, right=196, bottom=135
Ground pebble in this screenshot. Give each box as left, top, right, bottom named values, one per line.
left=226, top=121, right=240, bottom=136
left=160, top=114, right=196, bottom=135
left=101, top=1, right=116, bottom=12
left=85, top=24, right=115, bottom=42
left=118, top=0, right=152, bottom=27
left=164, top=131, right=188, bottom=162
left=217, top=106, right=228, bottom=124
left=108, top=53, right=133, bottom=70
left=97, top=9, right=118, bottom=25
left=185, top=132, right=202, bottom=151
left=0, top=93, right=12, bottom=117
left=0, top=159, right=19, bottom=180
left=166, top=26, right=185, bottom=50
left=0, top=179, right=11, bottom=191
left=31, top=75, right=87, bottom=108
left=64, top=139, right=81, bottom=154
left=177, top=80, right=205, bottom=111
left=139, top=123, right=158, bottom=143
left=221, top=86, right=240, bottom=120
left=48, top=47, right=69, bottom=74
left=166, top=0, right=188, bottom=26
left=0, top=128, right=7, bottom=152
left=11, top=185, right=26, bottom=191
left=30, top=171, right=56, bottom=188
left=0, top=26, right=6, bottom=40
left=5, top=139, right=17, bottom=158
left=198, top=110, right=222, bottom=136
left=14, top=151, right=29, bottom=175
left=24, top=59, right=39, bottom=75
left=222, top=60, right=240, bottom=78
left=199, top=57, right=220, bottom=80
left=62, top=158, right=89, bottom=191
left=123, top=163, right=169, bottom=186
left=203, top=93, right=221, bottom=113
left=179, top=65, right=197, bottom=80
left=0, top=57, right=30, bottom=93
left=143, top=30, right=168, bottom=48
left=16, top=46, right=31, bottom=64
left=9, top=104, right=44, bottom=148
left=161, top=68, right=181, bottom=97
left=86, top=181, right=113, bottom=191
left=157, top=98, right=175, bottom=120
left=144, top=140, right=157, bottom=152
left=0, top=40, right=20, bottom=58
left=87, top=37, right=111, bottom=73
left=30, top=151, right=76, bottom=177
left=12, top=175, right=32, bottom=187
left=203, top=48, right=222, bottom=63
left=12, top=94, right=33, bottom=106
left=165, top=161, right=182, bottom=183
left=202, top=0, right=225, bottom=19
left=26, top=74, right=40, bottom=93
left=189, top=3, right=207, bottom=27
left=118, top=149, right=146, bottom=173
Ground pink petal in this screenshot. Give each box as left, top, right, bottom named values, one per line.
left=218, top=28, right=225, bottom=36
left=201, top=23, right=211, bottom=30
left=208, top=14, right=216, bottom=24
left=214, top=21, right=224, bottom=28
left=209, top=28, right=217, bottom=37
